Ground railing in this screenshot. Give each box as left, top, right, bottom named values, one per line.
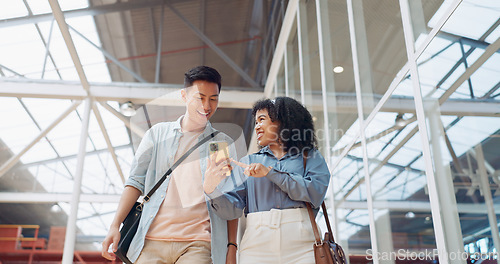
left=0, top=224, right=46, bottom=251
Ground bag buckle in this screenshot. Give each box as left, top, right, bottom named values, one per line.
left=136, top=203, right=144, bottom=211
left=315, top=240, right=324, bottom=247
left=143, top=195, right=150, bottom=202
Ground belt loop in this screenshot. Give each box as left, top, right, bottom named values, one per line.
left=270, top=209, right=281, bottom=228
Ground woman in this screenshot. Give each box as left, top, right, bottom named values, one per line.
left=204, top=97, right=331, bottom=264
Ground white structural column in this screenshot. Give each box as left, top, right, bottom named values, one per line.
left=349, top=0, right=374, bottom=114
left=425, top=99, right=466, bottom=264
left=155, top=2, right=165, bottom=84
left=316, top=0, right=340, bottom=246
left=48, top=0, right=95, bottom=262
left=296, top=0, right=312, bottom=105
left=475, top=144, right=500, bottom=264
left=399, top=0, right=454, bottom=263
left=375, top=211, right=395, bottom=264
left=346, top=0, right=379, bottom=263
left=263, top=0, right=299, bottom=98
left=284, top=42, right=294, bottom=97
left=408, top=0, right=426, bottom=42
left=62, top=98, right=92, bottom=264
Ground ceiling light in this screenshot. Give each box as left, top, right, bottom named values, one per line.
left=395, top=113, right=406, bottom=127
left=50, top=204, right=62, bottom=213
left=405, top=212, right=415, bottom=219
left=333, top=66, right=344, bottom=73
left=120, top=101, right=136, bottom=117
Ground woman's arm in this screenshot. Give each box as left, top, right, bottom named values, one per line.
left=205, top=173, right=247, bottom=220
left=205, top=156, right=248, bottom=220
left=266, top=150, right=330, bottom=207
left=225, top=219, right=238, bottom=264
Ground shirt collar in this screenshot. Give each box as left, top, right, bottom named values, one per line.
left=257, top=145, right=301, bottom=159
left=173, top=115, right=215, bottom=137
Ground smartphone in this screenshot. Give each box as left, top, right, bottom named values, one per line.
left=209, top=141, right=231, bottom=176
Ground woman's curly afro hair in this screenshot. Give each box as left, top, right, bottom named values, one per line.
left=252, top=96, right=317, bottom=152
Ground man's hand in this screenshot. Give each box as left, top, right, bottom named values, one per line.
left=231, top=159, right=271, bottom=178
left=101, top=226, right=120, bottom=260
left=204, top=153, right=232, bottom=194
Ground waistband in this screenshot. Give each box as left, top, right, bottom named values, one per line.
left=246, top=208, right=310, bottom=229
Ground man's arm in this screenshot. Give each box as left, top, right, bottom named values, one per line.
left=101, top=186, right=142, bottom=260
left=225, top=219, right=238, bottom=264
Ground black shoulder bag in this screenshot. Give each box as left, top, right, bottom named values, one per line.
left=115, top=131, right=220, bottom=264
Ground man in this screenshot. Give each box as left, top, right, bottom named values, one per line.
left=102, top=66, right=238, bottom=264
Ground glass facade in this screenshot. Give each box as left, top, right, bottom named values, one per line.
left=264, top=0, right=500, bottom=262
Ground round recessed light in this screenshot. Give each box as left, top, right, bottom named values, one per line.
left=50, top=204, right=62, bottom=213
left=333, top=66, right=344, bottom=73
left=120, top=101, right=137, bottom=117
left=405, top=212, right=416, bottom=219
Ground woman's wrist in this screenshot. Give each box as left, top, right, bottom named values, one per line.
left=227, top=242, right=238, bottom=249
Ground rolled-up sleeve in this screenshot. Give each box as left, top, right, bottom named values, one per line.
left=206, top=156, right=249, bottom=220
left=125, top=128, right=155, bottom=194
left=265, top=150, right=330, bottom=208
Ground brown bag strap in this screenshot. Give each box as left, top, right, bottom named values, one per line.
left=321, top=202, right=336, bottom=243
left=306, top=203, right=322, bottom=244
left=303, top=151, right=337, bottom=244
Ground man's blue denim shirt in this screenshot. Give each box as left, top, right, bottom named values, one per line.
left=124, top=116, right=237, bottom=264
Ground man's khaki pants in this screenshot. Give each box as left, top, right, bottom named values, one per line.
left=135, top=240, right=211, bottom=264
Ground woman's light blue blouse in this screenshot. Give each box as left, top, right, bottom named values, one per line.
left=207, top=146, right=331, bottom=220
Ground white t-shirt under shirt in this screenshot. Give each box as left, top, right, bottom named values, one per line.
left=146, top=130, right=211, bottom=242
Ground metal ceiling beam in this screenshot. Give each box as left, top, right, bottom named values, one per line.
left=165, top=2, right=260, bottom=88
left=0, top=101, right=81, bottom=178
left=0, top=0, right=189, bottom=28
left=49, top=0, right=90, bottom=95
left=67, top=24, right=146, bottom=83
left=0, top=78, right=263, bottom=108
left=1, top=78, right=499, bottom=116
left=99, top=102, right=146, bottom=138
left=0, top=191, right=497, bottom=215
left=20, top=144, right=131, bottom=169
left=92, top=103, right=125, bottom=183
left=438, top=31, right=500, bottom=54
left=341, top=200, right=500, bottom=214
left=21, top=0, right=62, bottom=80
left=0, top=192, right=121, bottom=203
left=439, top=36, right=500, bottom=105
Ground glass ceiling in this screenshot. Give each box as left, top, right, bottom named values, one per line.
left=0, top=0, right=126, bottom=244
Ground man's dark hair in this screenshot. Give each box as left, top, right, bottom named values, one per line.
left=252, top=96, right=318, bottom=152
left=184, top=66, right=222, bottom=92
